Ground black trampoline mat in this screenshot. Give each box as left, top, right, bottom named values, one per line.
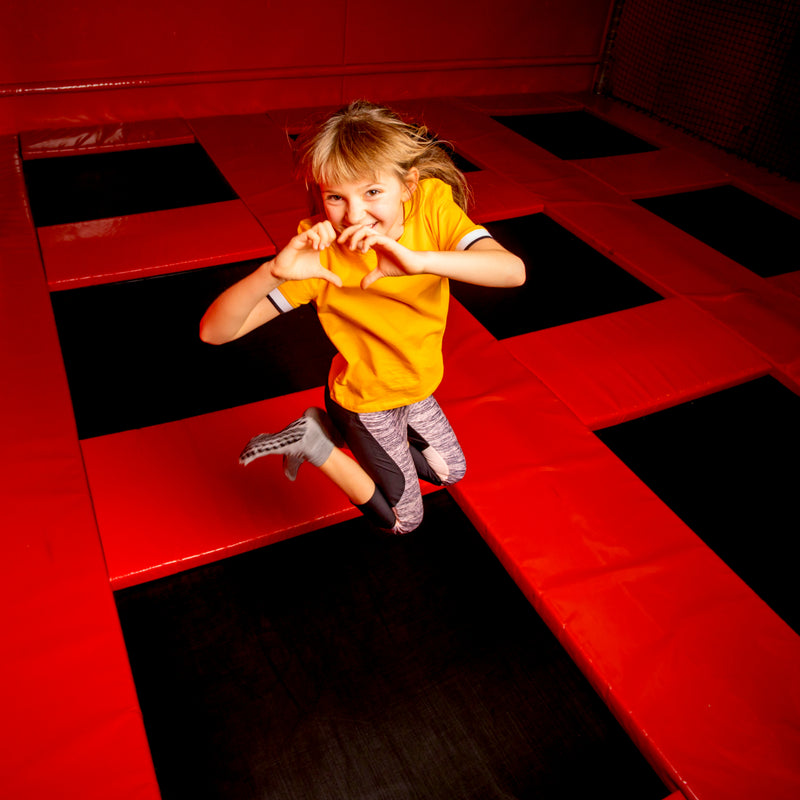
left=491, top=111, right=658, bottom=160
left=635, top=185, right=800, bottom=278
left=115, top=491, right=668, bottom=800
left=596, top=376, right=800, bottom=633
left=50, top=261, right=336, bottom=439
left=451, top=214, right=662, bottom=339
left=23, top=143, right=238, bottom=227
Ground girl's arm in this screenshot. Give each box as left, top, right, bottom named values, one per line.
left=199, top=260, right=284, bottom=345
left=415, top=237, right=525, bottom=287
left=199, top=221, right=343, bottom=345
left=340, top=226, right=525, bottom=290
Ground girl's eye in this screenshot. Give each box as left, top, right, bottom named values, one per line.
left=325, top=195, right=341, bottom=203
left=366, top=189, right=381, bottom=197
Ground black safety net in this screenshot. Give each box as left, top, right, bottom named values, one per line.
left=598, top=0, right=800, bottom=179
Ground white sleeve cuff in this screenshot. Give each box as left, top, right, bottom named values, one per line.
left=457, top=228, right=492, bottom=251
left=267, top=287, right=294, bottom=313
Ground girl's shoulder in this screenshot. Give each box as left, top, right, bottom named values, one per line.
left=417, top=177, right=452, bottom=201
left=412, top=178, right=460, bottom=220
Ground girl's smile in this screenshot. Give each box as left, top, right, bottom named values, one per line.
left=320, top=170, right=417, bottom=241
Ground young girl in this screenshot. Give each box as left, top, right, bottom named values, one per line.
left=200, top=100, right=525, bottom=534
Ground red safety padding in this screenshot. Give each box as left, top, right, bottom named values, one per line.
left=7, top=94, right=800, bottom=800
left=457, top=92, right=584, bottom=116
left=189, top=114, right=297, bottom=203
left=67, top=269, right=800, bottom=800
left=39, top=199, right=275, bottom=288
left=20, top=118, right=195, bottom=158
left=485, top=140, right=629, bottom=204
left=548, top=200, right=760, bottom=296
left=572, top=147, right=725, bottom=197
left=82, top=387, right=440, bottom=589
left=343, top=2, right=611, bottom=69
left=544, top=93, right=800, bottom=390
left=343, top=62, right=597, bottom=108
left=547, top=200, right=800, bottom=388
left=459, top=453, right=800, bottom=800
left=503, top=297, right=770, bottom=429
left=574, top=90, right=800, bottom=218
left=189, top=114, right=310, bottom=247
left=389, top=96, right=622, bottom=205
left=453, top=91, right=800, bottom=390
left=442, top=302, right=800, bottom=800
left=82, top=296, right=556, bottom=591
left=0, top=136, right=160, bottom=799
left=770, top=270, right=800, bottom=299
left=83, top=388, right=354, bottom=588
left=466, top=169, right=545, bottom=223
left=266, top=103, right=339, bottom=135
left=685, top=288, right=800, bottom=385
left=393, top=96, right=518, bottom=140
left=443, top=100, right=800, bottom=799
left=189, top=108, right=546, bottom=244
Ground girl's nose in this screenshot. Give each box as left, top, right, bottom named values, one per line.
left=345, top=201, right=366, bottom=226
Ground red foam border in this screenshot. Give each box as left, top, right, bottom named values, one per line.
left=503, top=297, right=769, bottom=429
left=39, top=199, right=275, bottom=288
left=5, top=94, right=800, bottom=800
left=0, top=135, right=160, bottom=798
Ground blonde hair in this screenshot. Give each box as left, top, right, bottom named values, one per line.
left=294, top=100, right=471, bottom=216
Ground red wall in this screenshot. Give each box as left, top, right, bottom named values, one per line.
left=0, top=0, right=613, bottom=132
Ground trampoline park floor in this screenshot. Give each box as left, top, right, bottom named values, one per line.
left=3, top=91, right=800, bottom=800
left=116, top=491, right=667, bottom=800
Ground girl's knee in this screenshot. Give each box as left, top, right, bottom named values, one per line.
left=442, top=459, right=466, bottom=487
left=417, top=445, right=466, bottom=487
left=431, top=450, right=467, bottom=487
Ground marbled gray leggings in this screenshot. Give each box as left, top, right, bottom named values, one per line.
left=325, top=391, right=467, bottom=534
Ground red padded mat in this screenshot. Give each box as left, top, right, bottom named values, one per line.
left=40, top=200, right=275, bottom=288
left=504, top=297, right=769, bottom=428
left=6, top=96, right=800, bottom=800
left=0, top=135, right=160, bottom=798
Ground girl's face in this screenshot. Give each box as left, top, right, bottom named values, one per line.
left=320, top=169, right=418, bottom=241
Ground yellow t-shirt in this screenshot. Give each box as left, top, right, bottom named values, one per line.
left=270, top=178, right=489, bottom=413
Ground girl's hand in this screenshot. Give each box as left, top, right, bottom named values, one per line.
left=338, top=223, right=426, bottom=290
left=271, top=221, right=343, bottom=286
